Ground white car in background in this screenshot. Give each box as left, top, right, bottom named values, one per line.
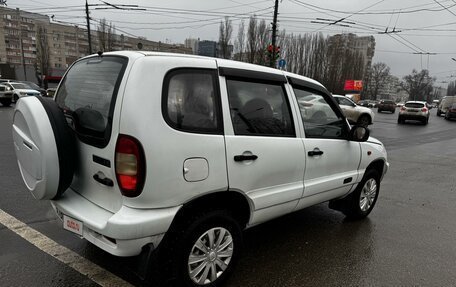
left=333, top=94, right=375, bottom=126
left=4, top=82, right=41, bottom=102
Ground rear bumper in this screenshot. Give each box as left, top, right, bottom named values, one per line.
left=446, top=111, right=456, bottom=118
left=0, top=92, right=13, bottom=99
left=400, top=113, right=428, bottom=121
left=51, top=188, right=181, bottom=256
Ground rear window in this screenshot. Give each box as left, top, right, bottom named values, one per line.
left=55, top=56, right=128, bottom=147
left=405, top=103, right=424, bottom=108
left=382, top=100, right=394, bottom=104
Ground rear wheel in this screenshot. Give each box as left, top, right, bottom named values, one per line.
left=157, top=210, right=242, bottom=287
left=0, top=99, right=11, bottom=107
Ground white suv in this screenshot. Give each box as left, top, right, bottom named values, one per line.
left=12, top=52, right=388, bottom=286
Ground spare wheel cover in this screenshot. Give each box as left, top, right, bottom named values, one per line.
left=12, top=97, right=75, bottom=200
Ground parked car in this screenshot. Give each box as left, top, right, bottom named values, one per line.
left=12, top=52, right=389, bottom=286
left=0, top=84, right=14, bottom=106
left=21, top=81, right=47, bottom=97
left=444, top=103, right=456, bottom=120
left=398, top=101, right=430, bottom=125
left=333, top=94, right=375, bottom=126
left=377, top=99, right=396, bottom=113
left=4, top=82, right=41, bottom=102
left=437, top=96, right=456, bottom=116
left=357, top=100, right=370, bottom=107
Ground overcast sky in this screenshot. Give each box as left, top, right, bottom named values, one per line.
left=7, top=0, right=456, bottom=86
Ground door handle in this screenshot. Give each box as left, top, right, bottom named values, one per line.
left=308, top=148, right=324, bottom=156
left=93, top=173, right=114, bottom=187
left=234, top=155, right=258, bottom=162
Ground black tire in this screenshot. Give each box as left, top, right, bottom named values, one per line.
left=437, top=110, right=441, bottom=116
left=391, top=109, right=395, bottom=114
left=357, top=114, right=370, bottom=127
left=157, top=210, right=242, bottom=287
left=38, top=97, right=76, bottom=199
left=13, top=94, right=19, bottom=103
left=338, top=170, right=381, bottom=220
left=378, top=109, right=382, bottom=113
left=0, top=99, right=12, bottom=107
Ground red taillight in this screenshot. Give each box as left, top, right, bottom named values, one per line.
left=115, top=135, right=145, bottom=197
left=421, top=107, right=428, bottom=112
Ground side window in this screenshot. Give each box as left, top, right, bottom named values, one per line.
left=293, top=87, right=347, bottom=139
left=226, top=79, right=295, bottom=137
left=337, top=97, right=355, bottom=107
left=163, top=69, right=221, bottom=134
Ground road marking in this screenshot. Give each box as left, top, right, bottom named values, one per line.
left=0, top=209, right=133, bottom=287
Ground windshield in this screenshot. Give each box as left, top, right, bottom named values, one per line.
left=55, top=56, right=128, bottom=147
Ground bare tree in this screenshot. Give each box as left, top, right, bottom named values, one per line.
left=246, top=16, right=258, bottom=63
left=256, top=20, right=268, bottom=65
left=234, top=20, right=245, bottom=61
left=97, top=18, right=116, bottom=52
left=367, top=62, right=391, bottom=100
left=218, top=17, right=233, bottom=59
left=400, top=69, right=435, bottom=101
left=35, top=25, right=50, bottom=85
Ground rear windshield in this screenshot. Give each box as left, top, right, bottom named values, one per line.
left=381, top=100, right=394, bottom=104
left=405, top=103, right=424, bottom=108
left=55, top=56, right=128, bottom=147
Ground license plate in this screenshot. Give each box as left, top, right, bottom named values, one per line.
left=63, top=215, right=83, bottom=236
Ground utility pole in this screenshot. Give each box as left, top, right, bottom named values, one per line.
left=85, top=0, right=92, bottom=54
left=270, top=0, right=279, bottom=68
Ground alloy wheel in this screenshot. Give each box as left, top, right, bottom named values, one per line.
left=188, top=227, right=234, bottom=285
left=359, top=178, right=377, bottom=212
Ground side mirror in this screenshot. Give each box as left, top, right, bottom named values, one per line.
left=349, top=125, right=369, bottom=142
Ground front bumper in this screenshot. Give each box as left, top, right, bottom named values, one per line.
left=51, top=188, right=181, bottom=256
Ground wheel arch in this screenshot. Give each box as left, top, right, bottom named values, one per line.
left=169, top=190, right=252, bottom=232
left=365, top=159, right=385, bottom=178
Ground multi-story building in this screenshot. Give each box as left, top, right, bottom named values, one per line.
left=328, top=33, right=375, bottom=77
left=0, top=6, right=191, bottom=82
left=198, top=40, right=217, bottom=57
left=184, top=38, right=199, bottom=55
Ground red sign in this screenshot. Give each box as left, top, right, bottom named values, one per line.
left=344, top=80, right=363, bottom=91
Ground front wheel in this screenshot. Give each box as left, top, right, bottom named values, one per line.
left=341, top=170, right=380, bottom=220
left=357, top=115, right=370, bottom=127
left=160, top=210, right=242, bottom=287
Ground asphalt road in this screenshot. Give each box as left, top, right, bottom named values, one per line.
left=1, top=104, right=456, bottom=286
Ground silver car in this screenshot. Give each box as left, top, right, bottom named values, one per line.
left=398, top=101, right=430, bottom=125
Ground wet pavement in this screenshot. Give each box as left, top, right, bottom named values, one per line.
left=1, top=105, right=456, bottom=286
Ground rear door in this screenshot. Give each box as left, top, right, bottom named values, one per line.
left=219, top=67, right=306, bottom=224
left=55, top=55, right=132, bottom=212
left=288, top=81, right=361, bottom=206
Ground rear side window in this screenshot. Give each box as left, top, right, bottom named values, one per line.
left=55, top=56, right=127, bottom=147
left=163, top=69, right=222, bottom=134
left=405, top=103, right=424, bottom=108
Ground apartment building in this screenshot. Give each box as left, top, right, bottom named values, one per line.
left=0, top=6, right=191, bottom=82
